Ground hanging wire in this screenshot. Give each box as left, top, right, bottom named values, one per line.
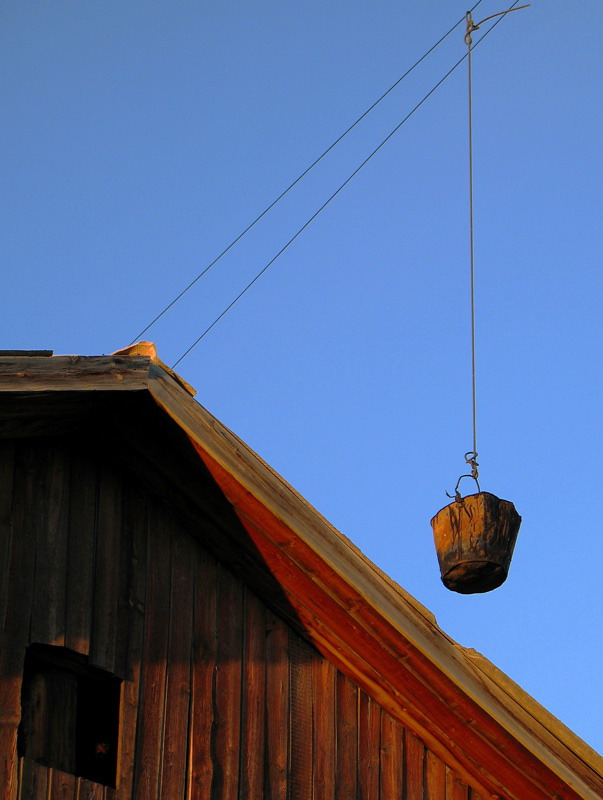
left=131, top=2, right=488, bottom=345
left=466, top=9, right=479, bottom=496
left=450, top=1, right=529, bottom=500
left=172, top=10, right=522, bottom=369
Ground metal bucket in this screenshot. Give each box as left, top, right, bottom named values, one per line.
left=430, top=492, right=521, bottom=594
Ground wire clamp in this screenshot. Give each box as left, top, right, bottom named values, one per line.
left=465, top=12, right=479, bottom=46
left=466, top=4, right=530, bottom=47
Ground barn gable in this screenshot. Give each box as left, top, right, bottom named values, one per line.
left=0, top=349, right=601, bottom=800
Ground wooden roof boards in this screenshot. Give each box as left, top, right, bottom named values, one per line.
left=0, top=350, right=601, bottom=800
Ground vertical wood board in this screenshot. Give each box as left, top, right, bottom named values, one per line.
left=335, top=672, right=358, bottom=800
left=240, top=589, right=266, bottom=799
left=187, top=548, right=218, bottom=798
left=31, top=445, right=71, bottom=648
left=380, top=709, right=404, bottom=798
left=212, top=565, right=243, bottom=800
left=90, top=465, right=122, bottom=673
left=265, top=612, right=289, bottom=800
left=0, top=445, right=39, bottom=798
left=65, top=450, right=98, bottom=656
left=358, top=692, right=381, bottom=800
left=115, top=485, right=148, bottom=800
left=132, top=513, right=171, bottom=800
left=312, top=655, right=336, bottom=799
left=0, top=442, right=16, bottom=642
left=160, top=527, right=194, bottom=800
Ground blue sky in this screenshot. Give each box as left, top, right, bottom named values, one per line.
left=2, top=2, right=603, bottom=754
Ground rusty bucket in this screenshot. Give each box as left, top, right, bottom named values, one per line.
left=430, top=492, right=521, bottom=594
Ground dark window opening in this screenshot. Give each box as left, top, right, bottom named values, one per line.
left=18, top=644, right=121, bottom=787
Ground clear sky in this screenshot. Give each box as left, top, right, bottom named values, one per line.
left=2, top=1, right=602, bottom=755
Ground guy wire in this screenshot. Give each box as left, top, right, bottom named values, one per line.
left=131, top=1, right=487, bottom=345
left=172, top=10, right=514, bottom=370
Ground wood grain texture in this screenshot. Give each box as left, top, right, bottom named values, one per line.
left=425, top=749, right=446, bottom=800
left=49, top=766, right=77, bottom=800
left=188, top=548, right=218, bottom=798
left=19, top=759, right=49, bottom=800
left=213, top=565, right=243, bottom=800
left=312, top=655, right=336, bottom=799
left=160, top=527, right=194, bottom=800
left=65, top=449, right=97, bottom=656
left=132, top=513, right=171, bottom=800
left=265, top=612, right=289, bottom=800
left=115, top=485, right=148, bottom=800
left=30, top=445, right=70, bottom=646
left=336, top=672, right=358, bottom=800
left=358, top=692, right=380, bottom=800
left=289, top=631, right=313, bottom=800
left=76, top=777, right=104, bottom=800
left=380, top=710, right=404, bottom=799
left=405, top=729, right=425, bottom=800
left=0, top=445, right=38, bottom=799
left=0, top=355, right=151, bottom=392
left=90, top=464, right=122, bottom=673
left=240, top=589, right=266, bottom=799
left=446, top=765, right=469, bottom=800
left=0, top=442, right=15, bottom=640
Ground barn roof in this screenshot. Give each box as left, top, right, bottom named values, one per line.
left=0, top=345, right=601, bottom=800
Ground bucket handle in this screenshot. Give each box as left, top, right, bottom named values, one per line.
left=447, top=451, right=481, bottom=502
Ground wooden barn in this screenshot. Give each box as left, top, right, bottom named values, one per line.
left=0, top=346, right=601, bottom=800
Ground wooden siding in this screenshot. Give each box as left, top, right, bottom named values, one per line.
left=1, top=438, right=477, bottom=799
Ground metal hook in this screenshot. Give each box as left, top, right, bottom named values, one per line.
left=446, top=451, right=481, bottom=501
left=465, top=12, right=479, bottom=47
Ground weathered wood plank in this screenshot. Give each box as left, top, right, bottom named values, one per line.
left=265, top=611, right=289, bottom=800
left=90, top=464, right=122, bottom=673
left=0, top=442, right=15, bottom=639
left=425, top=749, right=446, bottom=800
left=0, top=355, right=151, bottom=391
left=19, top=758, right=49, bottom=800
left=358, top=692, right=380, bottom=800
left=380, top=710, right=404, bottom=798
left=76, top=777, right=104, bottom=800
left=65, top=449, right=97, bottom=656
left=213, top=565, right=243, bottom=799
left=446, top=766, right=469, bottom=800
left=335, top=672, right=357, bottom=800
left=289, top=632, right=313, bottom=800
left=188, top=548, right=218, bottom=798
left=132, top=511, right=171, bottom=800
left=240, top=588, right=266, bottom=798
left=312, top=655, right=336, bottom=799
left=160, top=527, right=194, bottom=800
left=49, top=766, right=77, bottom=800
left=405, top=730, right=425, bottom=800
left=30, top=445, right=70, bottom=646
left=114, top=485, right=148, bottom=800
left=0, top=445, right=39, bottom=799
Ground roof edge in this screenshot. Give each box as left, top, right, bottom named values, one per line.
left=146, top=365, right=603, bottom=800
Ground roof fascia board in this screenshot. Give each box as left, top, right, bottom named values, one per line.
left=0, top=355, right=152, bottom=392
